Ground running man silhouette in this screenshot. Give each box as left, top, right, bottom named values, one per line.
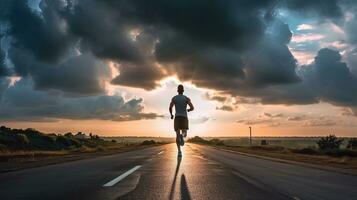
left=169, top=84, right=194, bottom=157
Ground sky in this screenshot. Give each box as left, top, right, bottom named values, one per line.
left=1, top=0, right=357, bottom=137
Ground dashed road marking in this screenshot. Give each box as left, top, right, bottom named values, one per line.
left=103, top=165, right=141, bottom=187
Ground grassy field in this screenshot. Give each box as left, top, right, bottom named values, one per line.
left=188, top=136, right=357, bottom=171
left=203, top=136, right=353, bottom=148
left=0, top=126, right=171, bottom=172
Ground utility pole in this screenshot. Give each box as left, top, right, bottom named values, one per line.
left=249, top=126, right=252, bottom=146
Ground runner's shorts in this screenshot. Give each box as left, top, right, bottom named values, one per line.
left=174, top=116, right=189, bottom=131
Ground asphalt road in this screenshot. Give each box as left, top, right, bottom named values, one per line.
left=0, top=143, right=356, bottom=200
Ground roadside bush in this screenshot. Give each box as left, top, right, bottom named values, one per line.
left=187, top=136, right=207, bottom=144
left=323, top=149, right=357, bottom=157
left=16, top=134, right=30, bottom=149
left=64, top=132, right=73, bottom=137
left=141, top=140, right=156, bottom=145
left=208, top=138, right=224, bottom=146
left=347, top=138, right=357, bottom=150
left=292, top=147, right=317, bottom=155
left=56, top=136, right=81, bottom=149
left=0, top=132, right=18, bottom=149
left=96, top=146, right=106, bottom=151
left=261, top=140, right=268, bottom=145
left=316, top=135, right=343, bottom=151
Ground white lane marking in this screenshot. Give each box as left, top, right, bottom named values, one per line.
left=103, top=165, right=141, bottom=187
left=157, top=151, right=164, bottom=155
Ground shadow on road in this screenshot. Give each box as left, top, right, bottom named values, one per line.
left=169, top=156, right=181, bottom=200
left=180, top=174, right=192, bottom=200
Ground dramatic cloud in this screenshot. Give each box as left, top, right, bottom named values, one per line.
left=204, top=93, right=228, bottom=103
left=1, top=0, right=357, bottom=123
left=244, top=21, right=300, bottom=86
left=111, top=62, right=164, bottom=90
left=237, top=112, right=285, bottom=126
left=9, top=48, right=111, bottom=95
left=0, top=79, right=160, bottom=121
left=0, top=37, right=7, bottom=77
left=302, top=117, right=337, bottom=127
left=1, top=0, right=74, bottom=63
left=301, top=48, right=357, bottom=106
left=0, top=78, right=9, bottom=98
left=283, top=0, right=343, bottom=20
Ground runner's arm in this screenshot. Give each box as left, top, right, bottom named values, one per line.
left=187, top=98, right=194, bottom=112
left=169, top=98, right=174, bottom=119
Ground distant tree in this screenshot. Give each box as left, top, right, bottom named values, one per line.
left=141, top=140, right=156, bottom=145
left=16, top=134, right=30, bottom=149
left=64, top=132, right=73, bottom=137
left=89, top=133, right=93, bottom=139
left=347, top=138, right=357, bottom=150
left=316, top=135, right=343, bottom=150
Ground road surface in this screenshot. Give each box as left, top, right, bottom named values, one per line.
left=0, top=144, right=356, bottom=200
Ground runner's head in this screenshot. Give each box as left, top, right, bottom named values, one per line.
left=177, top=84, right=184, bottom=94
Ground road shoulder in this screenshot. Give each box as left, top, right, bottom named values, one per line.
left=196, top=144, right=357, bottom=176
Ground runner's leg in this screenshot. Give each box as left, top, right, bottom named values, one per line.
left=175, top=130, right=181, bottom=152
left=182, top=129, right=187, bottom=137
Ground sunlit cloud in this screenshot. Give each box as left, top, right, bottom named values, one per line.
left=296, top=24, right=314, bottom=31
left=291, top=33, right=325, bottom=43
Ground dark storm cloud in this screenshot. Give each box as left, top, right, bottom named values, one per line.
left=346, top=19, right=357, bottom=44
left=0, top=0, right=327, bottom=94
left=283, top=0, right=343, bottom=20
left=1, top=0, right=112, bottom=95
left=1, top=0, right=74, bottom=63
left=0, top=0, right=356, bottom=123
left=0, top=79, right=160, bottom=121
left=301, top=48, right=357, bottom=106
left=204, top=93, right=228, bottom=103
left=244, top=22, right=300, bottom=86
left=64, top=0, right=142, bottom=62
left=343, top=2, right=357, bottom=80
left=61, top=0, right=280, bottom=90
left=109, top=30, right=165, bottom=90
left=0, top=40, right=6, bottom=77
left=0, top=78, right=9, bottom=99
left=9, top=47, right=111, bottom=95
left=111, top=62, right=164, bottom=90
left=245, top=48, right=357, bottom=106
